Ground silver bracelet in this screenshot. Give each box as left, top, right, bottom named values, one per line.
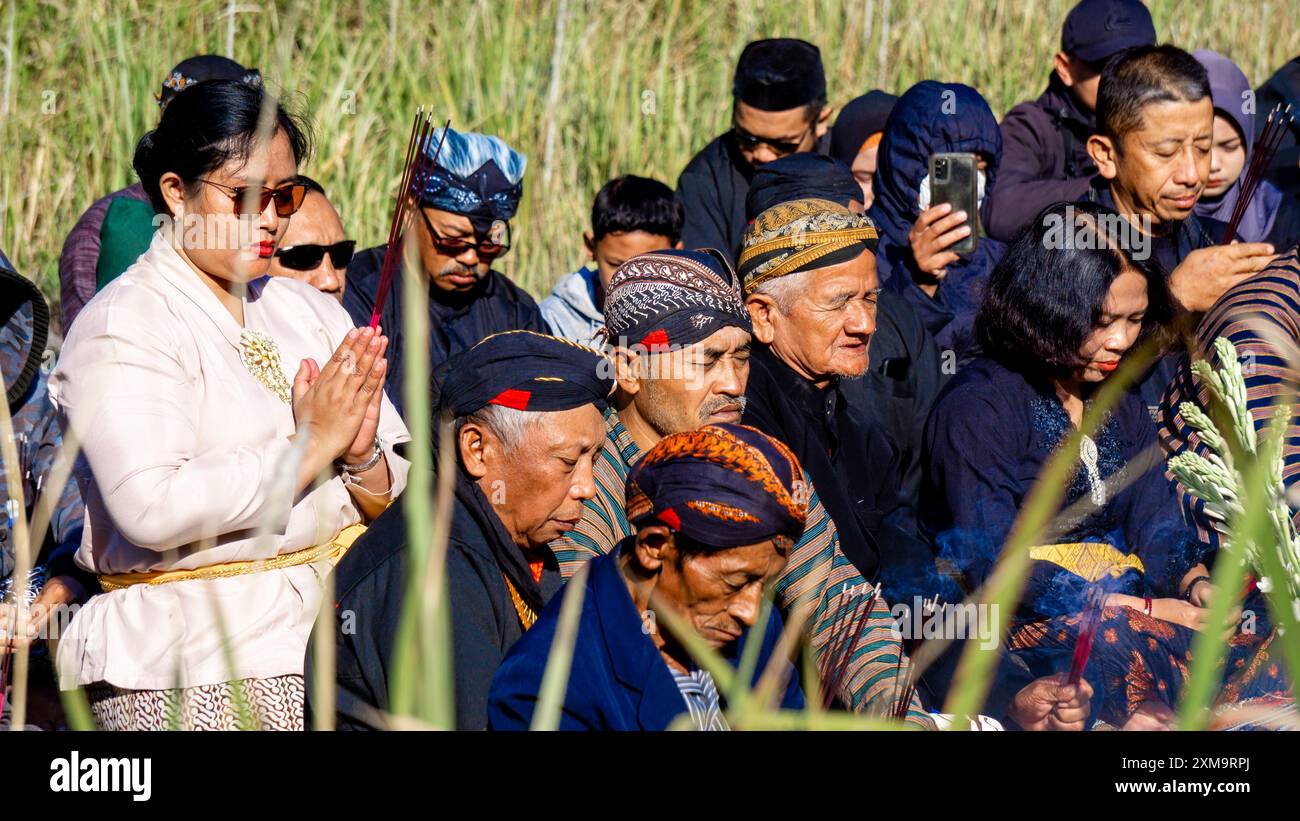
left=337, top=440, right=383, bottom=474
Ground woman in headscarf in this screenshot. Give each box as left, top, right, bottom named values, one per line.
left=49, top=79, right=410, bottom=730
left=830, top=90, right=897, bottom=210
left=1193, top=50, right=1300, bottom=249
left=921, top=201, right=1289, bottom=728
left=868, top=81, right=1006, bottom=358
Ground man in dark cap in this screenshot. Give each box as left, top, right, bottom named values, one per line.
left=676, top=38, right=831, bottom=263
left=345, top=127, right=547, bottom=419
left=830, top=90, right=898, bottom=209
left=308, top=330, right=612, bottom=731
left=745, top=153, right=943, bottom=507
left=58, top=55, right=260, bottom=330
left=985, top=0, right=1156, bottom=242
left=489, top=423, right=806, bottom=730
left=549, top=247, right=932, bottom=722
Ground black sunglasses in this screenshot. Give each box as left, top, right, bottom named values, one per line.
left=418, top=208, right=511, bottom=258
left=274, top=240, right=356, bottom=271
left=730, top=122, right=815, bottom=157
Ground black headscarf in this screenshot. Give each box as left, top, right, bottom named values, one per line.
left=830, top=90, right=898, bottom=167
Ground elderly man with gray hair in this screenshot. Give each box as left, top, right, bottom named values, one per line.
left=308, top=330, right=612, bottom=731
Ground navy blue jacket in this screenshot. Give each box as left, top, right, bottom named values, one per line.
left=868, top=82, right=1006, bottom=357
left=487, top=547, right=803, bottom=730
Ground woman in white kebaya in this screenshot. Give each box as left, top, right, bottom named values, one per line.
left=50, top=79, right=410, bottom=730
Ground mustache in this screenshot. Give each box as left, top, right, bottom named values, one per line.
left=698, top=394, right=747, bottom=421
left=437, top=261, right=480, bottom=277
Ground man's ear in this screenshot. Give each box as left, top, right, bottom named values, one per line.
left=634, top=524, right=673, bottom=573
left=746, top=293, right=777, bottom=345
left=1053, top=51, right=1075, bottom=88
left=612, top=345, right=643, bottom=396
left=583, top=230, right=596, bottom=261
left=458, top=421, right=491, bottom=479
left=814, top=104, right=833, bottom=138
left=1087, top=133, right=1120, bottom=181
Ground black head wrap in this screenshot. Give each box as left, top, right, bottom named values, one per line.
left=438, top=329, right=612, bottom=416
left=746, top=153, right=862, bottom=221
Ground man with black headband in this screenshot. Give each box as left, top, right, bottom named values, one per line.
left=59, top=55, right=260, bottom=330
left=489, top=423, right=805, bottom=730
left=745, top=154, right=943, bottom=505
left=309, top=330, right=610, bottom=731
left=549, top=249, right=932, bottom=722
left=677, top=38, right=832, bottom=263
left=344, top=127, right=546, bottom=419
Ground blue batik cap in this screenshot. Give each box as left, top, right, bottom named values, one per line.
left=414, top=127, right=527, bottom=224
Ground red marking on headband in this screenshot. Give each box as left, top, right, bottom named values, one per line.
left=642, top=328, right=670, bottom=351
left=489, top=388, right=532, bottom=410
left=659, top=507, right=682, bottom=529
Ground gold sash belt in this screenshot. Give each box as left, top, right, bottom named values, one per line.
left=1028, top=541, right=1144, bottom=583
left=98, top=522, right=368, bottom=591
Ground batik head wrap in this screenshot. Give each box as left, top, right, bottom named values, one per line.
left=602, top=249, right=751, bottom=351
left=626, top=423, right=807, bottom=548
left=738, top=198, right=878, bottom=295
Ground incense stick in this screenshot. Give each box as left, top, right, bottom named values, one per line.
left=1222, top=104, right=1295, bottom=245
left=368, top=114, right=452, bottom=328
left=1066, top=584, right=1107, bottom=686
left=818, top=583, right=877, bottom=708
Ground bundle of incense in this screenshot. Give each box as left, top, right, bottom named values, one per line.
left=818, top=582, right=878, bottom=708
left=368, top=113, right=452, bottom=328
left=1066, top=584, right=1108, bottom=686
left=1222, top=104, right=1295, bottom=245
left=891, top=654, right=918, bottom=720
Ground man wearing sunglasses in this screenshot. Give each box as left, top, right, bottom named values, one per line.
left=676, top=38, right=833, bottom=264
left=268, top=175, right=353, bottom=302
left=344, top=127, right=546, bottom=420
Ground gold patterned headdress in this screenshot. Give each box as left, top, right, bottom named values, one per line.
left=737, top=198, right=878, bottom=295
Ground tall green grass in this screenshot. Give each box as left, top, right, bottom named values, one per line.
left=2, top=0, right=1298, bottom=322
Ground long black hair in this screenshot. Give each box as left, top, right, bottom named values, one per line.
left=133, top=78, right=311, bottom=215
left=975, top=200, right=1171, bottom=381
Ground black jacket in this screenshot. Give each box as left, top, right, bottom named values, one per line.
left=741, top=345, right=931, bottom=591
left=840, top=289, right=945, bottom=507
left=985, top=74, right=1097, bottom=243
left=307, top=490, right=562, bottom=731
left=342, top=245, right=546, bottom=420
left=676, top=132, right=830, bottom=263
left=1256, top=57, right=1300, bottom=199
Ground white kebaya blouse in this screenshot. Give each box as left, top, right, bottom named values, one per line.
left=49, top=233, right=411, bottom=690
